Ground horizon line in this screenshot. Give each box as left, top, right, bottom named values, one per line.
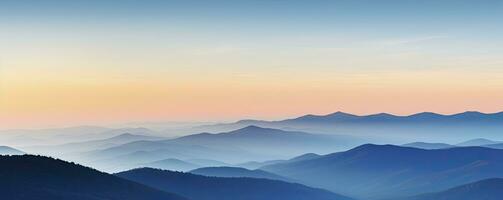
left=4, top=110, right=502, bottom=131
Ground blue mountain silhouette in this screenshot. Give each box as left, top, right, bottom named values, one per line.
left=0, top=155, right=186, bottom=200
left=403, top=178, right=503, bottom=200
left=261, top=144, right=503, bottom=199
left=116, top=167, right=353, bottom=200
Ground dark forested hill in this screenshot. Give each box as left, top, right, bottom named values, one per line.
left=0, top=155, right=186, bottom=200
left=189, top=166, right=291, bottom=182
left=117, top=168, right=353, bottom=200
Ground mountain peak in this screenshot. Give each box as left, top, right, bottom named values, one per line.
left=235, top=125, right=272, bottom=132
left=110, top=133, right=140, bottom=139
left=327, top=111, right=359, bottom=117
left=346, top=143, right=421, bottom=154
left=243, top=125, right=263, bottom=129
left=292, top=111, right=359, bottom=122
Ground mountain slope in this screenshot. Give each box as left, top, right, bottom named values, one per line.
left=403, top=178, right=503, bottom=200
left=261, top=144, right=503, bottom=199
left=184, top=158, right=229, bottom=167
left=142, top=158, right=201, bottom=172
left=0, top=155, right=186, bottom=200
left=457, top=138, right=501, bottom=146
left=289, top=153, right=322, bottom=162
left=402, top=142, right=455, bottom=149
left=280, top=111, right=503, bottom=124
left=170, top=125, right=354, bottom=157
left=235, top=159, right=285, bottom=169
left=190, top=166, right=291, bottom=182
left=25, top=133, right=164, bottom=155
left=483, top=143, right=503, bottom=149
left=80, top=125, right=355, bottom=172
left=116, top=168, right=353, bottom=200
left=196, top=111, right=503, bottom=143
left=81, top=139, right=263, bottom=172
left=0, top=146, right=25, bottom=155
left=235, top=153, right=321, bottom=169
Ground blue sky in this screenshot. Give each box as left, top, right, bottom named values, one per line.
left=1, top=0, right=503, bottom=128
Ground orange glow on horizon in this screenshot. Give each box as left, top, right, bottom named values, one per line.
left=2, top=69, right=503, bottom=129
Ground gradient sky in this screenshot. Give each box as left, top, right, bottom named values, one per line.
left=1, top=0, right=503, bottom=129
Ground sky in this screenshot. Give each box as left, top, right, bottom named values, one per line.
left=1, top=0, right=503, bottom=129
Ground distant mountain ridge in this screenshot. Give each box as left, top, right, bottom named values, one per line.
left=24, top=133, right=165, bottom=156
left=402, top=142, right=455, bottom=149
left=195, top=111, right=503, bottom=143
left=209, top=111, right=503, bottom=126
left=402, top=139, right=503, bottom=150
left=457, top=138, right=501, bottom=146
left=80, top=125, right=356, bottom=172
left=168, top=125, right=356, bottom=156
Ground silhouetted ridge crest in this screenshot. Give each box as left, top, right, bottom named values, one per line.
left=0, top=155, right=186, bottom=200
left=117, top=167, right=354, bottom=200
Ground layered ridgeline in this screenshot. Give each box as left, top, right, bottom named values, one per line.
left=78, top=126, right=354, bottom=172
left=260, top=144, right=503, bottom=199
left=402, top=138, right=503, bottom=150
left=169, top=125, right=355, bottom=157
left=401, top=142, right=455, bottom=149
left=0, top=126, right=158, bottom=146
left=141, top=158, right=204, bottom=172
left=24, top=133, right=166, bottom=156
left=0, top=155, right=186, bottom=200
left=196, top=111, right=503, bottom=143
left=401, top=178, right=503, bottom=200
left=457, top=138, right=501, bottom=146
left=116, top=168, right=353, bottom=200
left=189, top=166, right=292, bottom=182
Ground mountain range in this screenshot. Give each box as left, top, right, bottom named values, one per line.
left=116, top=168, right=353, bottom=200
left=236, top=111, right=503, bottom=125
left=457, top=138, right=501, bottom=146
left=402, top=138, right=503, bottom=150
left=77, top=126, right=355, bottom=172
left=260, top=144, right=503, bottom=199
left=0, top=153, right=356, bottom=200
left=401, top=178, right=503, bottom=200
left=196, top=111, right=503, bottom=143
left=24, top=133, right=165, bottom=156
left=402, top=142, right=455, bottom=149
left=0, top=155, right=186, bottom=200
left=169, top=125, right=354, bottom=157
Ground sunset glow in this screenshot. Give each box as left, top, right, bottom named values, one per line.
left=1, top=0, right=503, bottom=129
